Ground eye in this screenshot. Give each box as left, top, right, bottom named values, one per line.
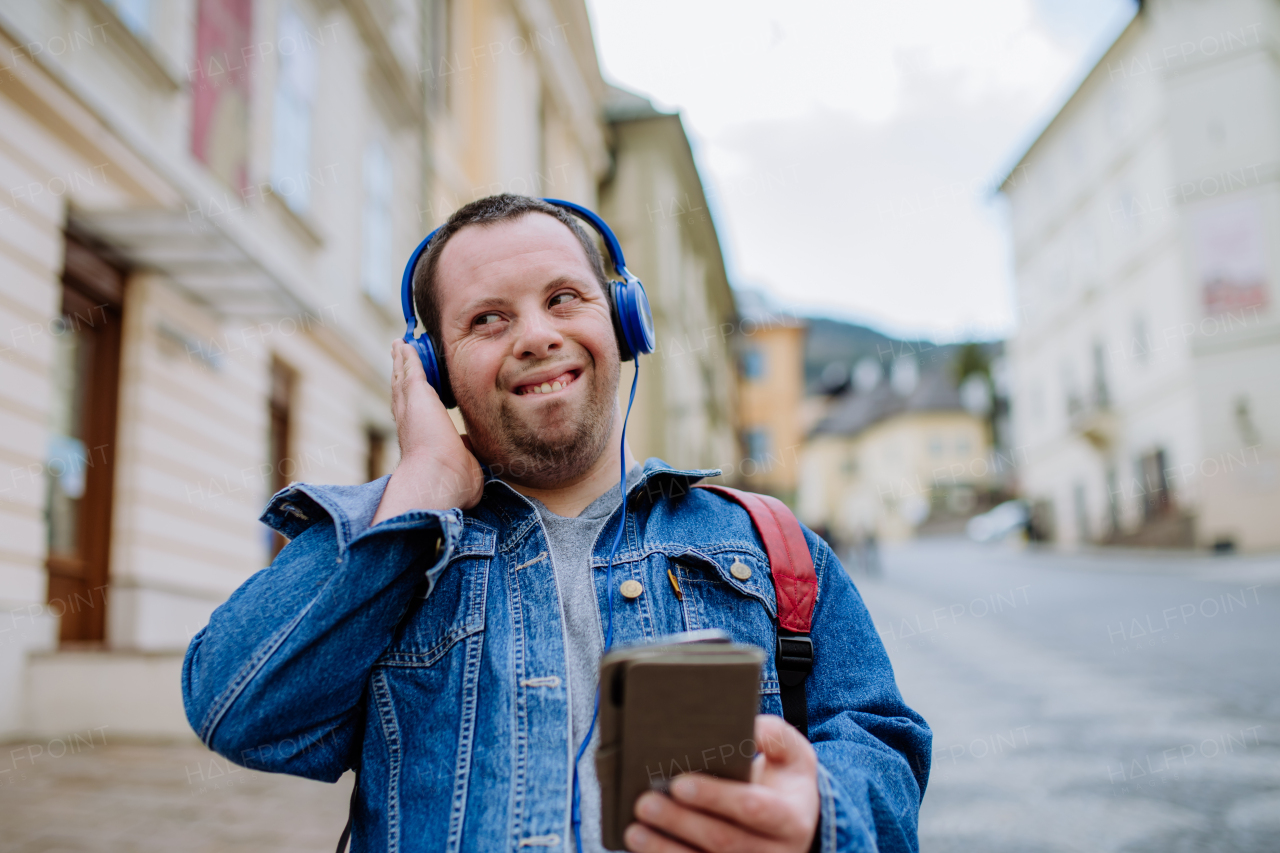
left=549, top=292, right=577, bottom=308
left=473, top=312, right=502, bottom=328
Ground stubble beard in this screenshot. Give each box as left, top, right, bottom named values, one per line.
left=459, top=358, right=619, bottom=489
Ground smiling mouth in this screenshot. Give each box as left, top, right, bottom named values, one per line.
left=514, top=369, right=582, bottom=396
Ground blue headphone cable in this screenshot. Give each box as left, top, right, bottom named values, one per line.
left=571, top=359, right=639, bottom=853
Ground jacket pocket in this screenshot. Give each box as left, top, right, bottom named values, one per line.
left=379, top=520, right=495, bottom=666
left=674, top=547, right=777, bottom=618
left=673, top=547, right=779, bottom=687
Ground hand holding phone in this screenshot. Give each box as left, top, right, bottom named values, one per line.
left=626, top=713, right=821, bottom=853
left=595, top=635, right=765, bottom=850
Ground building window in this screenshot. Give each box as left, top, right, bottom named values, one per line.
left=1062, top=362, right=1081, bottom=418
left=1091, top=341, right=1110, bottom=408
left=744, top=428, right=770, bottom=464
left=104, top=0, right=151, bottom=35
left=191, top=0, right=253, bottom=193
left=427, top=0, right=450, bottom=107
left=741, top=347, right=766, bottom=381
left=268, top=358, right=296, bottom=559
left=1106, top=466, right=1121, bottom=534
left=45, top=239, right=124, bottom=644
left=1073, top=482, right=1090, bottom=543
left=1132, top=316, right=1149, bottom=366
left=270, top=3, right=317, bottom=212
left=361, top=141, right=394, bottom=303
left=1137, top=449, right=1170, bottom=521
left=366, top=427, right=386, bottom=482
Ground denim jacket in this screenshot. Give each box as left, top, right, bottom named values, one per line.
left=182, top=458, right=930, bottom=852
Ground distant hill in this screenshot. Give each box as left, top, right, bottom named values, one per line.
left=731, top=290, right=999, bottom=394
left=803, top=317, right=977, bottom=394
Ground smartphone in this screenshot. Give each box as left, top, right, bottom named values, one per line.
left=594, top=632, right=765, bottom=850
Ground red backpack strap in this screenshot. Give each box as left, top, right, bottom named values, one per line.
left=696, top=485, right=816, bottom=737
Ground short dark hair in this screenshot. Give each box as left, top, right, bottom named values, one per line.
left=411, top=194, right=610, bottom=384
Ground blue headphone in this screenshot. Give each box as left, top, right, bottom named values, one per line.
left=400, top=198, right=656, bottom=408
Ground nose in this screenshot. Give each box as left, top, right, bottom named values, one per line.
left=511, top=309, right=564, bottom=360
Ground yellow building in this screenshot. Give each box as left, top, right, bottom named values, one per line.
left=798, top=359, right=991, bottom=545
left=733, top=294, right=805, bottom=501
left=0, top=0, right=737, bottom=740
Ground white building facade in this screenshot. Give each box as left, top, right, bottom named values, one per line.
left=1001, top=0, right=1280, bottom=551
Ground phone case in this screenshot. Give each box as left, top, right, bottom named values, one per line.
left=595, top=637, right=765, bottom=850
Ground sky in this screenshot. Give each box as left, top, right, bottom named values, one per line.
left=584, top=0, right=1138, bottom=341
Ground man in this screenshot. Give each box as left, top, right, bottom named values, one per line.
left=182, top=195, right=930, bottom=852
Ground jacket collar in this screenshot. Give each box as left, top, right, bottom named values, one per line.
left=478, top=457, right=720, bottom=518
left=261, top=458, right=722, bottom=552
left=627, top=458, right=722, bottom=505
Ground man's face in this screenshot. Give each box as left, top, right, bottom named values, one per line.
left=435, top=213, right=621, bottom=487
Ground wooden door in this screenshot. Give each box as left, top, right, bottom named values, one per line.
left=268, top=357, right=295, bottom=559
left=45, top=238, right=124, bottom=644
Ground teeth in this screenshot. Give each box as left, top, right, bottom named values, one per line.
left=518, top=373, right=574, bottom=396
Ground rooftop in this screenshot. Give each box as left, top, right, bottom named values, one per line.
left=811, top=366, right=965, bottom=437
left=603, top=84, right=668, bottom=122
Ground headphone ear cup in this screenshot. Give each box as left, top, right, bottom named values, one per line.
left=609, top=280, right=633, bottom=362
left=612, top=277, right=656, bottom=361
left=405, top=333, right=454, bottom=408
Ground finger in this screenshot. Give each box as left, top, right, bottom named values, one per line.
left=624, top=821, right=699, bottom=853
left=666, top=775, right=795, bottom=841
left=754, top=714, right=812, bottom=771
left=636, top=789, right=782, bottom=852
left=397, top=344, right=442, bottom=407
left=400, top=341, right=426, bottom=382
left=392, top=343, right=407, bottom=385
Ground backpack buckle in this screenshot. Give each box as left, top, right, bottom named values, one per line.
left=776, top=633, right=812, bottom=687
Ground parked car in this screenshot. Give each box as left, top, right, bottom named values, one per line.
left=966, top=499, right=1029, bottom=543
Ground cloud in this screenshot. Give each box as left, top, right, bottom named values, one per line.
left=709, top=72, right=1036, bottom=339
left=587, top=0, right=1134, bottom=338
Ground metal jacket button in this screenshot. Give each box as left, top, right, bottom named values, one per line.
left=730, top=559, right=752, bottom=580
left=619, top=579, right=644, bottom=599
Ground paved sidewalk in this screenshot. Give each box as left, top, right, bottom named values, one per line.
left=0, top=740, right=353, bottom=853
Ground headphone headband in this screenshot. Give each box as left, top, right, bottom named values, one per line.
left=399, top=198, right=655, bottom=407
left=401, top=198, right=638, bottom=330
